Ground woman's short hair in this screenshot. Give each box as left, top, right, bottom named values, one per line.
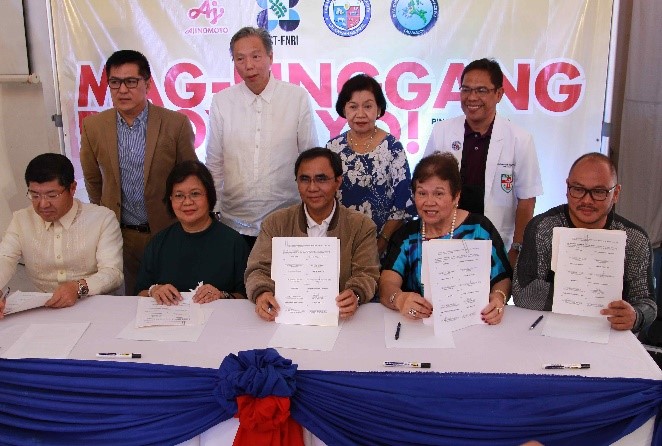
left=412, top=152, right=462, bottom=197
left=163, top=160, right=217, bottom=217
left=335, top=74, right=387, bottom=119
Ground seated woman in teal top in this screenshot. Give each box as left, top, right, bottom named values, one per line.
left=136, top=161, right=249, bottom=304
left=380, top=153, right=512, bottom=324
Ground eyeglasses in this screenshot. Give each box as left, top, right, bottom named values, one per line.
left=296, top=175, right=335, bottom=185
left=459, top=86, right=498, bottom=97
left=108, top=77, right=144, bottom=90
left=567, top=185, right=617, bottom=201
left=27, top=188, right=67, bottom=202
left=171, top=191, right=206, bottom=202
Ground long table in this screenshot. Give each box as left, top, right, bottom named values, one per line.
left=0, top=296, right=660, bottom=445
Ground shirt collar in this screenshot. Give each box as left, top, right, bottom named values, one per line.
left=43, top=199, right=79, bottom=230
left=464, top=117, right=495, bottom=138
left=116, top=102, right=149, bottom=127
left=241, top=72, right=275, bottom=104
left=304, top=200, right=336, bottom=230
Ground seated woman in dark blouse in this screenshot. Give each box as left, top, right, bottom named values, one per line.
left=136, top=161, right=248, bottom=304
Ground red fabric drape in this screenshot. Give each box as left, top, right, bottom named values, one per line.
left=233, top=395, right=304, bottom=446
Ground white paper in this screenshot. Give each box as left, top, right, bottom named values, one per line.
left=1, top=322, right=90, bottom=359
left=384, top=312, right=455, bottom=349
left=552, top=228, right=626, bottom=317
left=135, top=297, right=203, bottom=327
left=541, top=313, right=611, bottom=344
left=3, top=291, right=51, bottom=315
left=118, top=307, right=214, bottom=342
left=268, top=322, right=342, bottom=351
left=272, top=237, right=340, bottom=326
left=424, top=240, right=491, bottom=335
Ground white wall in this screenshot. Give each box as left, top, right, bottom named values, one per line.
left=0, top=0, right=61, bottom=234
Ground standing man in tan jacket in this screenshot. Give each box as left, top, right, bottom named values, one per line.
left=80, top=50, right=197, bottom=294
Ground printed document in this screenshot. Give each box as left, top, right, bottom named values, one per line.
left=272, top=237, right=340, bottom=326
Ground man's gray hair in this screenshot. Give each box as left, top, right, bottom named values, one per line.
left=230, top=27, right=273, bottom=57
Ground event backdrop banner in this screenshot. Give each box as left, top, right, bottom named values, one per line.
left=52, top=0, right=614, bottom=213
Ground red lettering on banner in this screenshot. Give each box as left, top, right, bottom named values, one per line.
left=77, top=111, right=98, bottom=137
left=317, top=110, right=346, bottom=137
left=502, top=62, right=531, bottom=111
left=78, top=65, right=107, bottom=107
left=432, top=62, right=463, bottom=109
left=178, top=109, right=206, bottom=148
left=384, top=62, right=430, bottom=110
left=535, top=61, right=583, bottom=113
left=381, top=112, right=401, bottom=139
left=289, top=63, right=332, bottom=108
left=337, top=62, right=379, bottom=93
left=165, top=63, right=206, bottom=108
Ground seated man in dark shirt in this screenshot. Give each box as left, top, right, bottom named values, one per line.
left=513, top=153, right=656, bottom=332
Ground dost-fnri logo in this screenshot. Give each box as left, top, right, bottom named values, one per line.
left=257, top=0, right=301, bottom=32
left=390, top=0, right=438, bottom=36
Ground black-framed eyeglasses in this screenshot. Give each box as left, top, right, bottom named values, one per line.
left=296, top=174, right=334, bottom=185
left=26, top=188, right=67, bottom=202
left=108, top=77, right=144, bottom=90
left=567, top=184, right=617, bottom=201
left=459, top=86, right=498, bottom=97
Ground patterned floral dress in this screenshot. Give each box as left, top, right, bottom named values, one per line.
left=326, top=131, right=415, bottom=233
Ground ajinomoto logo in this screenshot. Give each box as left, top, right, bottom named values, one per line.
left=323, top=0, right=371, bottom=37
left=185, top=0, right=230, bottom=36
left=257, top=0, right=301, bottom=32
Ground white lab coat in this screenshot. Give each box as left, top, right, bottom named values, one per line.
left=423, top=115, right=543, bottom=248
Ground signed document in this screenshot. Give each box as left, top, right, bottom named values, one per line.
left=272, top=237, right=340, bottom=326
left=552, top=228, right=626, bottom=318
left=423, top=239, right=491, bottom=335
left=135, top=297, right=203, bottom=328
left=3, top=291, right=51, bottom=316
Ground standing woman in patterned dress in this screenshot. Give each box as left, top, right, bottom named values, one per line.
left=326, top=74, right=415, bottom=257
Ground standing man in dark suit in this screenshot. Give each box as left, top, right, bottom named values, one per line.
left=80, top=50, right=197, bottom=294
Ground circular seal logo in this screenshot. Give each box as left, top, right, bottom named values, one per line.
left=323, top=0, right=371, bottom=37
left=390, top=0, right=438, bottom=36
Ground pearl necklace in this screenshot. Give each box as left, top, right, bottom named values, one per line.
left=348, top=127, right=377, bottom=153
left=421, top=206, right=457, bottom=241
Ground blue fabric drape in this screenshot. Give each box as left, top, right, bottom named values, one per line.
left=291, top=371, right=662, bottom=446
left=0, top=349, right=660, bottom=445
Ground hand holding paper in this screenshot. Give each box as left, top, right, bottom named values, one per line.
left=255, top=292, right=279, bottom=321
left=600, top=300, right=637, bottom=331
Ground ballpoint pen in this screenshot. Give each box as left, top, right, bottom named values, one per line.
left=529, top=315, right=543, bottom=330
left=395, top=322, right=401, bottom=340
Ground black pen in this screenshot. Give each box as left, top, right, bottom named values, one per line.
left=529, top=315, right=544, bottom=330
left=395, top=322, right=401, bottom=340
left=544, top=363, right=590, bottom=369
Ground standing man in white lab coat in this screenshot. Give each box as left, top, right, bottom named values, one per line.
left=424, top=58, right=543, bottom=268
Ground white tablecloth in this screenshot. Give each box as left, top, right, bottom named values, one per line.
left=0, top=297, right=659, bottom=445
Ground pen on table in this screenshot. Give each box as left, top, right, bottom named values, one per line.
left=96, top=353, right=142, bottom=359
left=544, top=363, right=590, bottom=369
left=394, top=322, right=401, bottom=340
left=383, top=361, right=431, bottom=368
left=529, top=315, right=544, bottom=330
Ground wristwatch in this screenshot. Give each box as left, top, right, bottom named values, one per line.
left=510, top=242, right=523, bottom=252
left=76, top=279, right=89, bottom=299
